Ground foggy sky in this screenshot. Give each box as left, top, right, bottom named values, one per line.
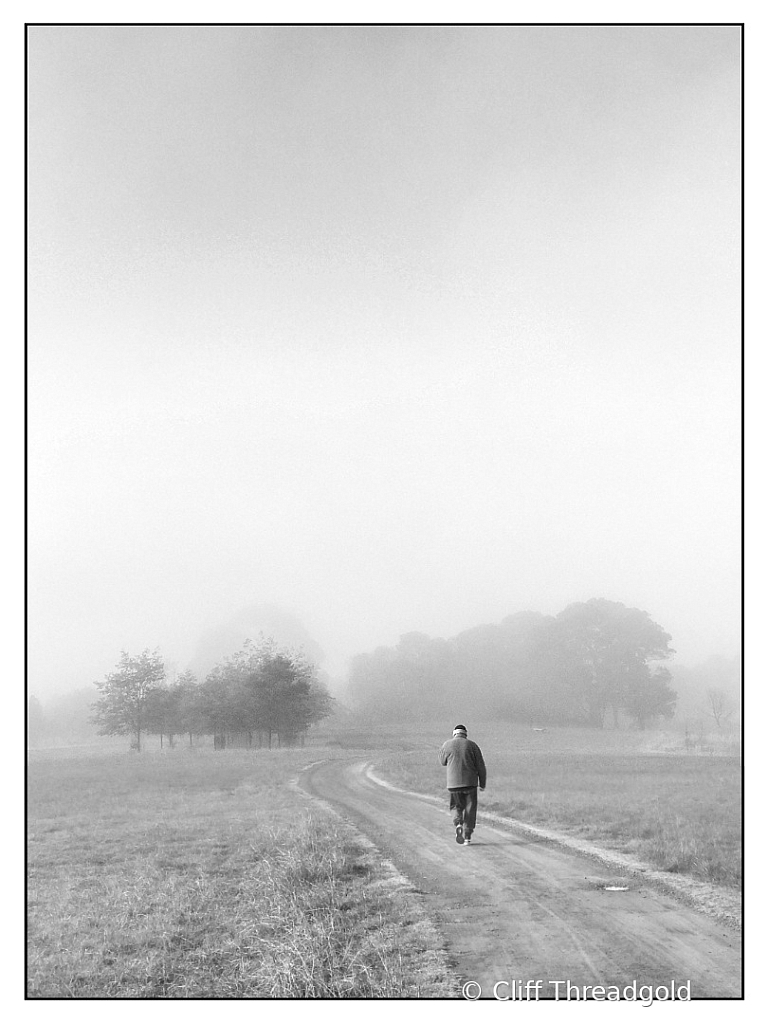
left=28, top=25, right=741, bottom=698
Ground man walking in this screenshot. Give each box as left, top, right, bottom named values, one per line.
left=439, top=724, right=487, bottom=846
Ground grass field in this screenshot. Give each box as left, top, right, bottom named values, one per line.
left=362, top=720, right=742, bottom=889
left=27, top=744, right=455, bottom=998
left=28, top=720, right=741, bottom=997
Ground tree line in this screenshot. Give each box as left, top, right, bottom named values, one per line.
left=347, top=598, right=677, bottom=729
left=91, top=638, right=334, bottom=751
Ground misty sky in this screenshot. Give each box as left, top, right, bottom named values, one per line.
left=28, top=25, right=741, bottom=697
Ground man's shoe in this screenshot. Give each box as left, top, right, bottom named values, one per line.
left=463, top=836, right=472, bottom=845
left=455, top=824, right=464, bottom=844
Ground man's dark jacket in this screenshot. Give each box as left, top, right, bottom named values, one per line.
left=439, top=735, right=487, bottom=789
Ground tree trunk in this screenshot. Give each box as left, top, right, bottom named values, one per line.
left=160, top=732, right=164, bottom=749
left=268, top=729, right=272, bottom=750
left=189, top=731, right=193, bottom=747
left=589, top=705, right=605, bottom=728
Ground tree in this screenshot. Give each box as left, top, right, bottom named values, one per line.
left=706, top=687, right=735, bottom=730
left=555, top=600, right=675, bottom=727
left=623, top=666, right=677, bottom=730
left=193, top=639, right=334, bottom=748
left=145, top=683, right=186, bottom=748
left=668, top=654, right=739, bottom=725
left=234, top=643, right=334, bottom=747
left=174, top=670, right=200, bottom=746
left=28, top=695, right=46, bottom=747
left=188, top=607, right=325, bottom=680
left=255, top=651, right=335, bottom=746
left=345, top=599, right=676, bottom=729
left=347, top=647, right=401, bottom=718
left=91, top=649, right=166, bottom=751
left=200, top=638, right=275, bottom=746
left=44, top=687, right=102, bottom=742
left=193, top=672, right=241, bottom=748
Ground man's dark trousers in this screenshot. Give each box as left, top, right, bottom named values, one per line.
left=449, top=787, right=478, bottom=839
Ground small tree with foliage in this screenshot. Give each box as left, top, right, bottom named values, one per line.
left=196, top=638, right=334, bottom=748
left=145, top=683, right=186, bottom=748
left=174, top=670, right=200, bottom=746
left=91, top=649, right=166, bottom=751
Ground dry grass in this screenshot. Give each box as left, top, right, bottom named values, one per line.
left=28, top=721, right=741, bottom=997
left=361, top=720, right=742, bottom=889
left=27, top=747, right=455, bottom=998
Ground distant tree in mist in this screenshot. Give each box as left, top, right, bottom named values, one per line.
left=348, top=633, right=456, bottom=721
left=186, top=638, right=334, bottom=748
left=145, top=681, right=186, bottom=748
left=143, top=669, right=205, bottom=748
left=453, top=612, right=551, bottom=721
left=188, top=605, right=325, bottom=680
left=175, top=670, right=200, bottom=745
left=706, top=687, right=736, bottom=730
left=347, top=599, right=677, bottom=728
left=348, top=617, right=544, bottom=722
left=38, top=688, right=102, bottom=743
left=621, top=666, right=677, bottom=730
left=91, top=649, right=166, bottom=751
left=669, top=655, right=740, bottom=729
left=28, top=690, right=105, bottom=747
left=28, top=695, right=46, bottom=747
left=553, top=599, right=675, bottom=728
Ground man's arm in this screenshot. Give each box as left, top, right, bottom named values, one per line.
left=438, top=744, right=448, bottom=766
left=474, top=744, right=487, bottom=789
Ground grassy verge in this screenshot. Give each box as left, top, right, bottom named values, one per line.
left=363, top=721, right=742, bottom=889
left=27, top=747, right=455, bottom=998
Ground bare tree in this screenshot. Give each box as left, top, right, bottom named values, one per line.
left=706, top=687, right=735, bottom=730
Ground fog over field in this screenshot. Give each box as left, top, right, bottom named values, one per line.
left=27, top=25, right=740, bottom=700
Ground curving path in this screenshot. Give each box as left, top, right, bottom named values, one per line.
left=298, top=758, right=742, bottom=1000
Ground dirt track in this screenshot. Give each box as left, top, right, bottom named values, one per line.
left=299, top=758, right=742, bottom=1000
